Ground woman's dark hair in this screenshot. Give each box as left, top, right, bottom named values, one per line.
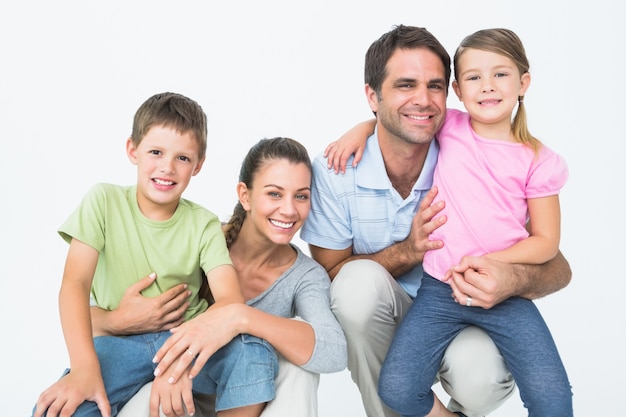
left=223, top=137, right=311, bottom=246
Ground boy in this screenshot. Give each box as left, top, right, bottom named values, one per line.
left=33, top=92, right=277, bottom=417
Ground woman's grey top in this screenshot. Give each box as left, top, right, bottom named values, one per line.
left=247, top=244, right=347, bottom=373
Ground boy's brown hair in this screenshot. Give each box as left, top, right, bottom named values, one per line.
left=131, top=92, right=208, bottom=159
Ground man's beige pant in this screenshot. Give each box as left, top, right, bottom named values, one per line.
left=119, top=355, right=319, bottom=417
left=331, top=260, right=515, bottom=417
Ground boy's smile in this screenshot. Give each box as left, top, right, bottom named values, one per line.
left=126, top=125, right=204, bottom=220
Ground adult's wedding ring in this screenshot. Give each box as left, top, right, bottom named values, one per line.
left=466, top=296, right=472, bottom=307
left=186, top=349, right=196, bottom=357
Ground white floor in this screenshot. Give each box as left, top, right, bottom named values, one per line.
left=317, top=369, right=529, bottom=417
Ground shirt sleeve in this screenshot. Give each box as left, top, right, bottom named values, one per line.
left=300, top=153, right=354, bottom=250
left=526, top=145, right=569, bottom=199
left=292, top=256, right=347, bottom=373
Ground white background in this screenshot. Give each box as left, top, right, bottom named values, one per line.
left=2, top=1, right=623, bottom=416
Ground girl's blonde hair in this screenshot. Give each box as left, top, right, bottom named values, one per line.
left=454, top=28, right=540, bottom=153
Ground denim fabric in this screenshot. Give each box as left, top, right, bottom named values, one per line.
left=379, top=276, right=572, bottom=417
left=35, top=332, right=277, bottom=416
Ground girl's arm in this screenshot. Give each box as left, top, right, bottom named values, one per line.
left=487, top=195, right=561, bottom=265
left=34, top=239, right=111, bottom=417
left=325, top=119, right=376, bottom=173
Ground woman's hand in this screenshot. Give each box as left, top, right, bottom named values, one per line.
left=91, top=273, right=191, bottom=337
left=152, top=303, right=246, bottom=384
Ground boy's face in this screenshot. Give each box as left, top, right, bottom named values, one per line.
left=126, top=125, right=204, bottom=220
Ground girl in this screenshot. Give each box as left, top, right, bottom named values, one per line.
left=327, top=28, right=572, bottom=417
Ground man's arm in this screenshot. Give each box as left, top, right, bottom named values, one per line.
left=310, top=240, right=424, bottom=281
left=448, top=251, right=572, bottom=309
left=310, top=187, right=446, bottom=280
left=511, top=251, right=571, bottom=299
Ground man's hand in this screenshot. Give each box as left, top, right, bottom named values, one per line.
left=446, top=256, right=516, bottom=309
left=447, top=251, right=571, bottom=309
left=406, top=186, right=446, bottom=256
left=92, top=273, right=190, bottom=337
left=382, top=186, right=446, bottom=277
left=33, top=369, right=111, bottom=417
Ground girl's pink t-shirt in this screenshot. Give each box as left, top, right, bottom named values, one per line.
left=423, top=109, right=568, bottom=280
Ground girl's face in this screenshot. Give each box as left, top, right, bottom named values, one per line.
left=452, top=48, right=530, bottom=138
left=126, top=125, right=204, bottom=220
left=238, top=159, right=311, bottom=246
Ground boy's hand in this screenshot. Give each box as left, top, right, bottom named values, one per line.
left=150, top=363, right=195, bottom=417
left=33, top=370, right=111, bottom=417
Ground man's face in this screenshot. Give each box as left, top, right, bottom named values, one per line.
left=367, top=48, right=447, bottom=146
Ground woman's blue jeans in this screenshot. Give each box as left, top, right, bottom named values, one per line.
left=36, top=331, right=277, bottom=416
left=379, top=276, right=572, bottom=417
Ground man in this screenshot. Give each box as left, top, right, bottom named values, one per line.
left=300, top=25, right=571, bottom=417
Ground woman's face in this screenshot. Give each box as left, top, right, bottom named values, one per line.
left=239, top=158, right=311, bottom=246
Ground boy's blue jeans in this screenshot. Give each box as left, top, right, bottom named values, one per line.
left=379, top=276, right=573, bottom=417
left=36, top=331, right=277, bottom=416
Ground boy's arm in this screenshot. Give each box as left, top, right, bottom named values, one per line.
left=34, top=239, right=111, bottom=417
left=325, top=119, right=376, bottom=173
left=204, top=263, right=245, bottom=307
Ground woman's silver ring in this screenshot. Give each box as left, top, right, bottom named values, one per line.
left=466, top=296, right=472, bottom=307
left=186, top=349, right=196, bottom=357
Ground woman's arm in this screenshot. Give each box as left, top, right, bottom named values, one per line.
left=287, top=262, right=347, bottom=373
left=90, top=273, right=191, bottom=337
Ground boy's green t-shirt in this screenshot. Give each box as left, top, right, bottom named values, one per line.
left=59, top=183, right=232, bottom=321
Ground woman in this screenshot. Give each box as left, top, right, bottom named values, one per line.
left=93, top=137, right=347, bottom=417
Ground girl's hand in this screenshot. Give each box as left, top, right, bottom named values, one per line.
left=324, top=119, right=376, bottom=173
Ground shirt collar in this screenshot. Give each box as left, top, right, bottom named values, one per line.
left=355, top=128, right=439, bottom=193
